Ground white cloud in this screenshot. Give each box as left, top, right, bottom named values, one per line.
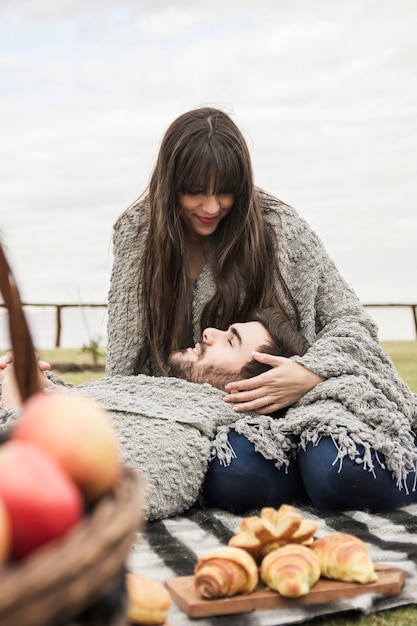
left=137, top=6, right=201, bottom=36
left=0, top=0, right=416, bottom=342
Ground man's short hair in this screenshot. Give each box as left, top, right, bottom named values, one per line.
left=239, top=309, right=310, bottom=379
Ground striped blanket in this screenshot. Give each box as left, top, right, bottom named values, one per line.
left=128, top=501, right=417, bottom=625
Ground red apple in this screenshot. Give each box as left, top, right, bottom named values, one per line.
left=12, top=392, right=121, bottom=504
left=0, top=498, right=11, bottom=565
left=0, top=440, right=83, bottom=559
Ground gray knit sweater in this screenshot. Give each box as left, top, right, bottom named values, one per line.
left=0, top=353, right=415, bottom=520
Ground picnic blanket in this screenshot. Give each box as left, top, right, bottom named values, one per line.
left=128, top=500, right=417, bottom=625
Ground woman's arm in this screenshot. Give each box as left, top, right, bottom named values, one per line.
left=105, top=200, right=149, bottom=377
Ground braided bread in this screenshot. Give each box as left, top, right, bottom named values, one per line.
left=228, top=505, right=317, bottom=562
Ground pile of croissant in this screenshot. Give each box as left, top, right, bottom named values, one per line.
left=194, top=504, right=378, bottom=600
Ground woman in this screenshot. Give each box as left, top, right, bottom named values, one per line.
left=107, top=108, right=320, bottom=393
left=107, top=106, right=417, bottom=513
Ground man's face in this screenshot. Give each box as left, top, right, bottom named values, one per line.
left=168, top=321, right=271, bottom=388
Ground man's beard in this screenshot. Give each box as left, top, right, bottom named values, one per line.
left=168, top=353, right=240, bottom=390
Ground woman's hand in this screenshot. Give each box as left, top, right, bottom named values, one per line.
left=224, top=352, right=325, bottom=414
left=0, top=351, right=13, bottom=369
left=0, top=359, right=55, bottom=410
left=0, top=362, right=24, bottom=409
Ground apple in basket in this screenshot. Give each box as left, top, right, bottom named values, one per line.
left=11, top=392, right=121, bottom=505
left=0, top=440, right=83, bottom=559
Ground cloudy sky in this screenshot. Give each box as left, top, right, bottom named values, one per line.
left=1, top=0, right=416, bottom=342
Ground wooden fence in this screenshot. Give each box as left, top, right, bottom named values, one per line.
left=0, top=302, right=107, bottom=348
left=1, top=302, right=417, bottom=347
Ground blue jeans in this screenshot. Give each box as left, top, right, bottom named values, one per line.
left=298, top=437, right=417, bottom=511
left=203, top=430, right=307, bottom=514
left=203, top=431, right=417, bottom=514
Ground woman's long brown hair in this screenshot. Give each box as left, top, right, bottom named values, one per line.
left=138, top=107, right=299, bottom=372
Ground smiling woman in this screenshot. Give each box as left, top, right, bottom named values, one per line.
left=107, top=107, right=301, bottom=380
left=1, top=1, right=417, bottom=318
left=104, top=105, right=417, bottom=516
left=177, top=189, right=235, bottom=281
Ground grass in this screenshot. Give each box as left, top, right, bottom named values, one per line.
left=37, top=347, right=105, bottom=385
left=303, top=607, right=417, bottom=626
left=381, top=341, right=417, bottom=392
left=17, top=342, right=417, bottom=624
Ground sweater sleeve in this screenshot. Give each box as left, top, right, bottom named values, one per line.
left=0, top=407, right=20, bottom=434
left=105, top=200, right=149, bottom=376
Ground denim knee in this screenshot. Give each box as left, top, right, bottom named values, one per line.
left=297, top=437, right=417, bottom=512
left=203, top=430, right=307, bottom=514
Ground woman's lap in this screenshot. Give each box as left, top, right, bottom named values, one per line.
left=203, top=431, right=417, bottom=514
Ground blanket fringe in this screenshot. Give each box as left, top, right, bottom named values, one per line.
left=210, top=427, right=237, bottom=467
left=211, top=418, right=294, bottom=470
left=297, top=427, right=417, bottom=494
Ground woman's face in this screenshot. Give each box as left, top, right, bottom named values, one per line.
left=177, top=190, right=234, bottom=238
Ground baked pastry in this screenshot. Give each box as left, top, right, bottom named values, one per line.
left=126, top=573, right=171, bottom=625
left=310, top=532, right=378, bottom=584
left=228, top=505, right=317, bottom=562
left=261, top=506, right=317, bottom=546
left=194, top=546, right=259, bottom=599
left=260, top=543, right=321, bottom=598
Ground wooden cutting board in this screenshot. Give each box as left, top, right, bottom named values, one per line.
left=165, top=564, right=404, bottom=618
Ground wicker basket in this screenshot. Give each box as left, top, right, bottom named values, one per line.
left=0, top=466, right=143, bottom=626
left=0, top=242, right=144, bottom=624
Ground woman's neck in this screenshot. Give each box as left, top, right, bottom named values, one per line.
left=185, top=234, right=208, bottom=279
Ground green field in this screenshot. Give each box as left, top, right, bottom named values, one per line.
left=37, top=346, right=106, bottom=385
left=381, top=341, right=417, bottom=392
left=10, top=342, right=417, bottom=625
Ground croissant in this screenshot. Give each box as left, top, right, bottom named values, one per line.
left=126, top=573, right=171, bottom=625
left=310, top=532, right=378, bottom=584
left=194, top=546, right=259, bottom=599
left=260, top=544, right=321, bottom=598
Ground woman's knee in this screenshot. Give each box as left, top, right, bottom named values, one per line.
left=203, top=430, right=307, bottom=514
left=297, top=437, right=417, bottom=512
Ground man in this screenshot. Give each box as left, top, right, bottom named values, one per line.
left=168, top=308, right=309, bottom=387
left=0, top=308, right=309, bottom=407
